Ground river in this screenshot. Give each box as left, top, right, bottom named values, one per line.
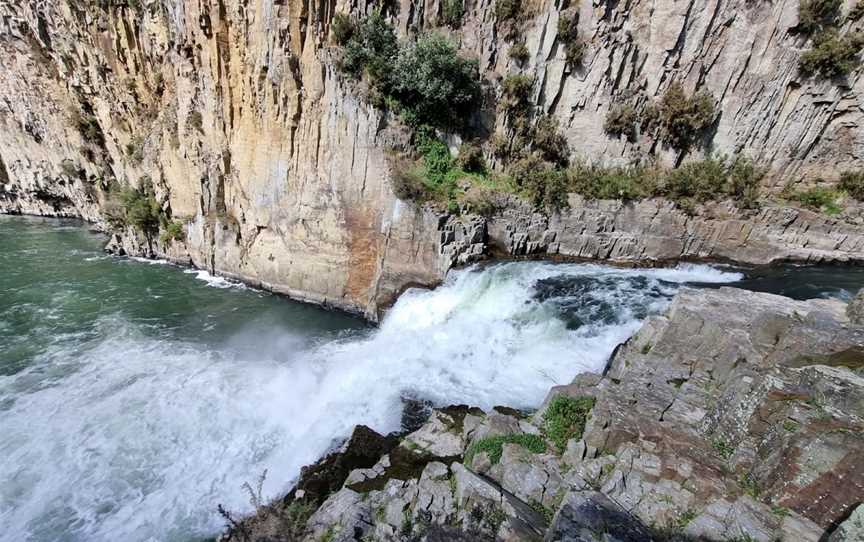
left=0, top=215, right=860, bottom=542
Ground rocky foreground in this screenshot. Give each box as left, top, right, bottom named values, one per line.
left=222, top=287, right=864, bottom=542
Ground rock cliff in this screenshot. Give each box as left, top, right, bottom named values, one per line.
left=1, top=0, right=864, bottom=318
left=222, top=286, right=864, bottom=541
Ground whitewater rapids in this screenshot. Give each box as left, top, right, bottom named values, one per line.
left=0, top=255, right=742, bottom=541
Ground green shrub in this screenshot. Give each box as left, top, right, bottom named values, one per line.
left=125, top=136, right=145, bottom=164
left=662, top=158, right=727, bottom=202
left=557, top=12, right=584, bottom=67
left=455, top=142, right=486, bottom=173
left=532, top=116, right=570, bottom=166
left=160, top=220, right=185, bottom=243
left=839, top=170, right=864, bottom=200
left=341, top=12, right=399, bottom=82
left=460, top=184, right=504, bottom=215
left=727, top=157, right=765, bottom=208
left=510, top=155, right=569, bottom=209
left=465, top=433, right=546, bottom=466
left=121, top=186, right=162, bottom=234
left=187, top=110, right=203, bottom=133
left=495, top=0, right=522, bottom=21
left=509, top=42, right=529, bottom=63
left=72, top=109, right=104, bottom=145
left=60, top=160, right=80, bottom=178
left=799, top=30, right=864, bottom=77
left=798, top=0, right=841, bottom=33
left=500, top=74, right=534, bottom=113
left=386, top=33, right=481, bottom=128
left=390, top=161, right=430, bottom=201
left=283, top=499, right=316, bottom=539
left=656, top=83, right=716, bottom=150
left=791, top=186, right=843, bottom=214
left=566, top=162, right=657, bottom=201
left=331, top=13, right=356, bottom=45
left=441, top=0, right=464, bottom=28
left=542, top=395, right=595, bottom=453
left=604, top=104, right=639, bottom=141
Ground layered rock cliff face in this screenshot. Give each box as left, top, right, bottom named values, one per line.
left=222, top=287, right=864, bottom=541
left=1, top=0, right=864, bottom=318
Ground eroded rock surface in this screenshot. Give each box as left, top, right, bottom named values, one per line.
left=222, top=287, right=864, bottom=541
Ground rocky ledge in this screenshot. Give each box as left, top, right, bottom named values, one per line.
left=221, top=288, right=864, bottom=542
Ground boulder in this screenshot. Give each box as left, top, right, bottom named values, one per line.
left=830, top=504, right=864, bottom=542
left=544, top=491, right=654, bottom=542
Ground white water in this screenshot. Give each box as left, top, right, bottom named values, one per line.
left=0, top=261, right=742, bottom=542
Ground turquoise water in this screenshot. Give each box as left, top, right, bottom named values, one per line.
left=0, top=215, right=858, bottom=542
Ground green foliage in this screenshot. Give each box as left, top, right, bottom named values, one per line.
left=782, top=420, right=800, bottom=432
left=441, top=0, right=464, bottom=28
left=739, top=473, right=761, bottom=499
left=661, top=156, right=762, bottom=205
left=387, top=33, right=481, bottom=128
left=798, top=0, right=842, bottom=34
left=557, top=12, right=583, bottom=67
left=341, top=12, right=398, bottom=82
left=390, top=133, right=492, bottom=205
left=509, top=42, right=530, bottom=63
left=125, top=136, right=144, bottom=164
left=72, top=109, right=104, bottom=145
left=566, top=162, right=657, bottom=201
left=656, top=83, right=716, bottom=150
left=790, top=186, right=843, bottom=214
left=160, top=221, right=185, bottom=243
left=712, top=438, right=735, bottom=460
left=727, top=156, right=766, bottom=207
left=839, top=170, right=864, bottom=200
left=338, top=18, right=480, bottom=129
left=331, top=13, right=356, bottom=45
left=500, top=74, right=534, bottom=113
left=465, top=433, right=547, bottom=466
left=510, top=155, right=569, bottom=209
left=121, top=185, right=162, bottom=235
left=799, top=30, right=864, bottom=77
left=533, top=116, right=570, bottom=166
left=455, top=142, right=486, bottom=173
left=604, top=104, right=639, bottom=141
left=495, top=0, right=522, bottom=21
left=284, top=500, right=316, bottom=539
left=542, top=395, right=595, bottom=453
left=390, top=160, right=430, bottom=201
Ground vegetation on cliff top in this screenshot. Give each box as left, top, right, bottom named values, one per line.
left=337, top=13, right=480, bottom=129
left=333, top=12, right=858, bottom=218
left=797, top=0, right=864, bottom=79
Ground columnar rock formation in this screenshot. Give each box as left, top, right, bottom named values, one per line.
left=1, top=0, right=863, bottom=317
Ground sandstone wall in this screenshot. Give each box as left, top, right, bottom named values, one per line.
left=0, top=0, right=863, bottom=318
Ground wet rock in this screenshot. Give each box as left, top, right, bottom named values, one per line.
left=848, top=290, right=864, bottom=325
left=289, top=425, right=397, bottom=506
left=545, top=490, right=654, bottom=542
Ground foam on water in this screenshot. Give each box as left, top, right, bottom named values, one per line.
left=0, top=261, right=742, bottom=542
